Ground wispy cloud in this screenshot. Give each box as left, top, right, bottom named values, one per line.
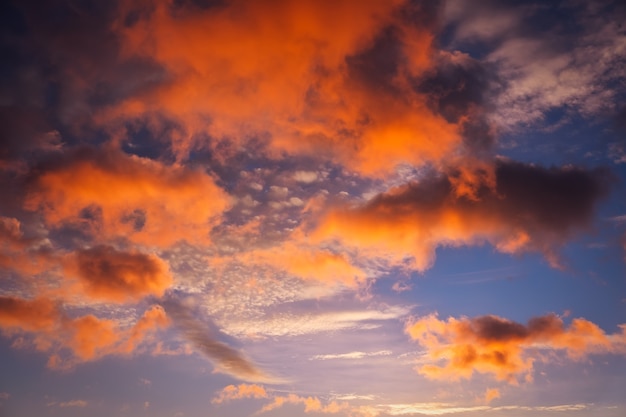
left=162, top=298, right=281, bottom=383
left=310, top=350, right=392, bottom=361
left=221, top=307, right=411, bottom=339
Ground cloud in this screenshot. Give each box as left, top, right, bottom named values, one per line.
left=370, top=402, right=490, bottom=416
left=58, top=400, right=87, bottom=408
left=312, top=159, right=612, bottom=270
left=0, top=297, right=169, bottom=368
left=366, top=401, right=593, bottom=416
left=260, top=393, right=349, bottom=414
left=234, top=242, right=367, bottom=288
left=483, top=388, right=500, bottom=404
left=101, top=0, right=466, bottom=175
left=405, top=313, right=626, bottom=384
left=162, top=299, right=277, bottom=383
left=212, top=384, right=268, bottom=404
left=65, top=245, right=172, bottom=303
left=0, top=296, right=59, bottom=332
left=24, top=146, right=230, bottom=248
left=221, top=307, right=411, bottom=339
left=311, top=350, right=392, bottom=361
left=293, top=171, right=319, bottom=184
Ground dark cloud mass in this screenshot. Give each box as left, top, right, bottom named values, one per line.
left=369, top=159, right=611, bottom=237
left=315, top=159, right=613, bottom=269
left=69, top=245, right=172, bottom=303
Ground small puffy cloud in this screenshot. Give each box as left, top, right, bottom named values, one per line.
left=58, top=400, right=87, bottom=408
left=65, top=245, right=172, bottom=303
left=483, top=388, right=500, bottom=404
left=269, top=186, right=289, bottom=200
left=405, top=313, right=626, bottom=384
left=212, top=384, right=268, bottom=404
left=293, top=171, right=319, bottom=184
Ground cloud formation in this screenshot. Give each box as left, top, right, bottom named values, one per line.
left=444, top=1, right=626, bottom=131
left=103, top=0, right=467, bottom=174
left=65, top=245, right=172, bottom=303
left=314, top=159, right=612, bottom=270
left=406, top=313, right=626, bottom=384
left=0, top=297, right=169, bottom=369
left=212, top=383, right=268, bottom=404
left=25, top=146, right=229, bottom=248
left=260, top=393, right=349, bottom=414
left=162, top=299, right=276, bottom=382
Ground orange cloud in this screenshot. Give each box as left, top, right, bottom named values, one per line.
left=231, top=242, right=367, bottom=288
left=0, top=296, right=169, bottom=369
left=212, top=383, right=268, bottom=404
left=260, top=393, right=349, bottom=414
left=483, top=388, right=500, bottom=404
left=64, top=245, right=172, bottom=303
left=25, top=146, right=230, bottom=248
left=0, top=296, right=58, bottom=332
left=211, top=384, right=375, bottom=416
left=0, top=216, right=52, bottom=276
left=312, top=160, right=612, bottom=270
left=405, top=313, right=626, bottom=384
left=104, top=0, right=461, bottom=174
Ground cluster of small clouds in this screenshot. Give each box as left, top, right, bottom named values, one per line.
left=444, top=0, right=626, bottom=131
left=212, top=384, right=366, bottom=416
left=210, top=383, right=600, bottom=417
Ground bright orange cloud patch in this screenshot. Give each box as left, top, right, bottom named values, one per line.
left=25, top=147, right=230, bottom=248
left=260, top=393, right=349, bottom=414
left=406, top=313, right=626, bottom=384
left=230, top=242, right=367, bottom=288
left=106, top=0, right=461, bottom=174
left=212, top=384, right=268, bottom=404
left=0, top=296, right=169, bottom=369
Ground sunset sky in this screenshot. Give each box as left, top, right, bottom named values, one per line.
left=1, top=0, right=626, bottom=416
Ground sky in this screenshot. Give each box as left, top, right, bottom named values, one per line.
left=1, top=0, right=626, bottom=416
